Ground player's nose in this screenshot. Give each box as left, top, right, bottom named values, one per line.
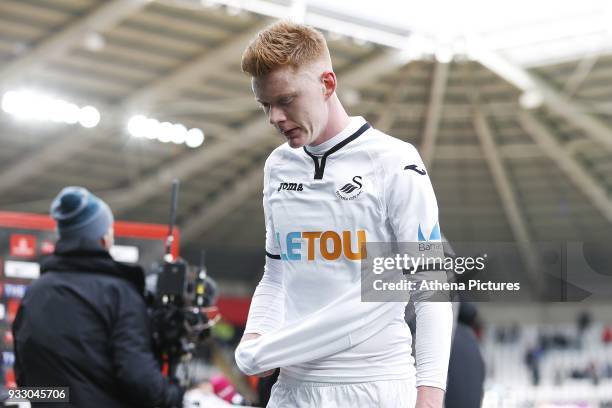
left=268, top=106, right=286, bottom=126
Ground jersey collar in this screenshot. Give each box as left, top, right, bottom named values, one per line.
left=304, top=116, right=367, bottom=156
left=303, top=117, right=371, bottom=180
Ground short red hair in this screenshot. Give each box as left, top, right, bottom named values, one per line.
left=241, top=21, right=330, bottom=77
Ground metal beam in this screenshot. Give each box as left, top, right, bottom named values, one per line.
left=518, top=111, right=612, bottom=224
left=0, top=23, right=266, bottom=195
left=0, top=0, right=150, bottom=191
left=498, top=143, right=545, bottom=160
left=563, top=53, right=600, bottom=97
left=419, top=61, right=450, bottom=168
left=469, top=46, right=612, bottom=152
left=565, top=138, right=596, bottom=156
left=373, top=65, right=419, bottom=132
left=107, top=119, right=270, bottom=213
left=122, top=25, right=267, bottom=111
left=434, top=145, right=482, bottom=160
left=166, top=0, right=411, bottom=50
left=360, top=101, right=520, bottom=120
left=149, top=97, right=259, bottom=116
left=339, top=50, right=411, bottom=88
left=473, top=109, right=543, bottom=289
left=0, top=0, right=149, bottom=89
left=0, top=126, right=103, bottom=194
left=181, top=169, right=263, bottom=241
left=435, top=144, right=544, bottom=160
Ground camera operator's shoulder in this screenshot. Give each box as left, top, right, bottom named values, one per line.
left=109, top=275, right=145, bottom=301
left=82, top=271, right=147, bottom=312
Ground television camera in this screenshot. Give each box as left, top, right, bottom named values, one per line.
left=146, top=180, right=220, bottom=378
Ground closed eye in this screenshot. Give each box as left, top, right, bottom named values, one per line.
left=278, top=97, right=293, bottom=106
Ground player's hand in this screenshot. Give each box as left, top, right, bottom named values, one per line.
left=240, top=332, right=262, bottom=343
left=238, top=333, right=275, bottom=377
left=415, top=385, right=444, bottom=408
left=191, top=381, right=213, bottom=392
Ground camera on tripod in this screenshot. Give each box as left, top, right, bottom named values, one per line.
left=146, top=180, right=220, bottom=377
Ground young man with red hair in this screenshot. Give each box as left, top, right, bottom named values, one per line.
left=235, top=21, right=453, bottom=407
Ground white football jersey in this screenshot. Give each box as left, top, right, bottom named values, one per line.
left=262, top=116, right=445, bottom=383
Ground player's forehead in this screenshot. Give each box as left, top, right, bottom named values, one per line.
left=252, top=66, right=303, bottom=101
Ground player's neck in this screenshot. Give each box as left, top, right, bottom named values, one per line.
left=310, top=95, right=350, bottom=147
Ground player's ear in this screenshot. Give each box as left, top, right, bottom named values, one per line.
left=321, top=71, right=337, bottom=98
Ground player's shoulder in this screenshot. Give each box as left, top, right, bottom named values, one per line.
left=263, top=142, right=305, bottom=180
left=362, top=127, right=422, bottom=164
left=265, top=142, right=299, bottom=168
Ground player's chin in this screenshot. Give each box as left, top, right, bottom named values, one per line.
left=285, top=133, right=307, bottom=149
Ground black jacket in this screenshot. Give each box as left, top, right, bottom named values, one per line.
left=13, top=238, right=183, bottom=408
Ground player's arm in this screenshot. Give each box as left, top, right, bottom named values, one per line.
left=241, top=255, right=285, bottom=342
left=235, top=278, right=400, bottom=376
left=241, top=158, right=285, bottom=340
left=384, top=144, right=453, bottom=407
left=413, top=301, right=453, bottom=406
left=236, top=159, right=284, bottom=376
left=238, top=255, right=284, bottom=378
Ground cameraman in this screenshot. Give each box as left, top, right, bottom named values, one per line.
left=13, top=186, right=184, bottom=407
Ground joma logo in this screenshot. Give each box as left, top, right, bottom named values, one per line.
left=277, top=182, right=304, bottom=192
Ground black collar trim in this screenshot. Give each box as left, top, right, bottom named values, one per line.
left=303, top=122, right=370, bottom=179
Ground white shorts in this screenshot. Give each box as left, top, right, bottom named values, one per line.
left=267, top=378, right=417, bottom=408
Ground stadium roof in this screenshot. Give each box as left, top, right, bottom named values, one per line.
left=0, top=0, right=611, bottom=289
